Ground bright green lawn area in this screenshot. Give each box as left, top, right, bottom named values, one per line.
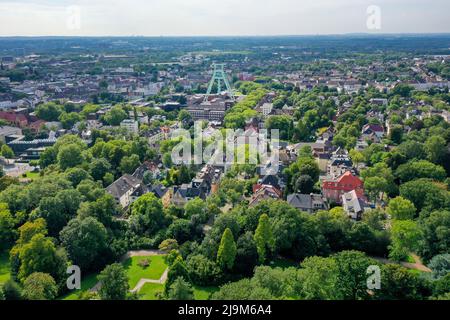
left=0, top=251, right=11, bottom=284
left=24, top=171, right=40, bottom=179
left=122, top=255, right=167, bottom=289
left=193, top=286, right=219, bottom=300
left=138, top=283, right=218, bottom=300
left=139, top=282, right=164, bottom=300
left=60, top=273, right=99, bottom=300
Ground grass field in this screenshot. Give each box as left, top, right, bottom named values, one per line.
left=0, top=251, right=11, bottom=284
left=122, top=255, right=168, bottom=289
left=193, top=286, right=219, bottom=300
left=24, top=171, right=40, bottom=180
left=138, top=283, right=218, bottom=300
left=139, top=282, right=164, bottom=300
left=60, top=273, right=99, bottom=300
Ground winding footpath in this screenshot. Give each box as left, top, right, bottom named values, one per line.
left=90, top=250, right=169, bottom=293
left=371, top=254, right=431, bottom=272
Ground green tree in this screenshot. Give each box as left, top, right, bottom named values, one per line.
left=424, top=135, right=447, bottom=165
left=98, top=263, right=129, bottom=300
left=211, top=278, right=274, bottom=300
left=1, top=144, right=14, bottom=158
left=22, top=272, right=57, bottom=300
left=89, top=158, right=112, bottom=181
left=185, top=254, right=221, bottom=286
left=388, top=125, right=403, bottom=144
left=65, top=168, right=92, bottom=187
left=77, top=194, right=116, bottom=227
left=165, top=256, right=190, bottom=295
left=57, top=144, right=83, bottom=170
left=374, top=264, right=425, bottom=300
left=333, top=251, right=376, bottom=300
left=130, top=193, right=166, bottom=236
left=419, top=211, right=450, bottom=261
left=17, top=233, right=67, bottom=285
left=217, top=228, right=237, bottom=270
left=103, top=172, right=114, bottom=187
left=254, top=214, right=275, bottom=263
left=167, top=277, right=194, bottom=300
left=395, top=160, right=446, bottom=183
left=265, top=115, right=293, bottom=140
left=35, top=103, right=63, bottom=121
left=364, top=176, right=389, bottom=202
left=349, top=149, right=365, bottom=167
left=389, top=220, right=422, bottom=261
left=392, top=84, right=413, bottom=97
left=428, top=254, right=450, bottom=279
left=235, top=232, right=259, bottom=275
left=294, top=175, right=315, bottom=194
left=103, top=106, right=127, bottom=126
left=184, top=197, right=207, bottom=220
left=298, top=256, right=339, bottom=300
left=39, top=146, right=58, bottom=168
left=2, top=279, right=22, bottom=300
left=59, top=112, right=81, bottom=130
left=60, top=217, right=108, bottom=270
left=387, top=197, right=416, bottom=220
left=120, top=154, right=140, bottom=174
left=0, top=203, right=16, bottom=250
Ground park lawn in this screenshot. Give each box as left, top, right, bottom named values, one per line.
left=139, top=282, right=164, bottom=300
left=60, top=273, right=99, bottom=300
left=122, top=255, right=167, bottom=289
left=24, top=171, right=40, bottom=180
left=0, top=252, right=11, bottom=284
left=193, top=285, right=219, bottom=300
left=138, top=283, right=218, bottom=300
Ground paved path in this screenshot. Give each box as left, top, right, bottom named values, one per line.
left=371, top=254, right=431, bottom=273
left=130, top=268, right=169, bottom=293
left=90, top=250, right=168, bottom=293
left=120, top=250, right=165, bottom=262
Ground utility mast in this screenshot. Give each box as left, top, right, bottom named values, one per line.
left=204, top=63, right=234, bottom=101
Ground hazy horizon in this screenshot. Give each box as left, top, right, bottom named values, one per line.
left=0, top=0, right=449, bottom=37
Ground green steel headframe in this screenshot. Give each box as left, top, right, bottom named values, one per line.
left=205, top=63, right=234, bottom=100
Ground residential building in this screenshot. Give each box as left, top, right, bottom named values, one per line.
left=120, top=119, right=139, bottom=134
left=249, top=184, right=282, bottom=207
left=287, top=193, right=328, bottom=214
left=322, top=171, right=365, bottom=204
left=342, top=190, right=371, bottom=220
left=106, top=174, right=146, bottom=209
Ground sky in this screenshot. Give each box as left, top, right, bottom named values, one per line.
left=0, top=0, right=449, bottom=36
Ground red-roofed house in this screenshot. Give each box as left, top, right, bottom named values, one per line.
left=361, top=124, right=385, bottom=138
left=0, top=111, right=28, bottom=128
left=322, top=171, right=365, bottom=204
left=249, top=184, right=282, bottom=207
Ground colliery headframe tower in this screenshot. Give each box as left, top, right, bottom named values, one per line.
left=205, top=63, right=235, bottom=101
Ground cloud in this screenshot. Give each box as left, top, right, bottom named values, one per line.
left=0, top=0, right=449, bottom=36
